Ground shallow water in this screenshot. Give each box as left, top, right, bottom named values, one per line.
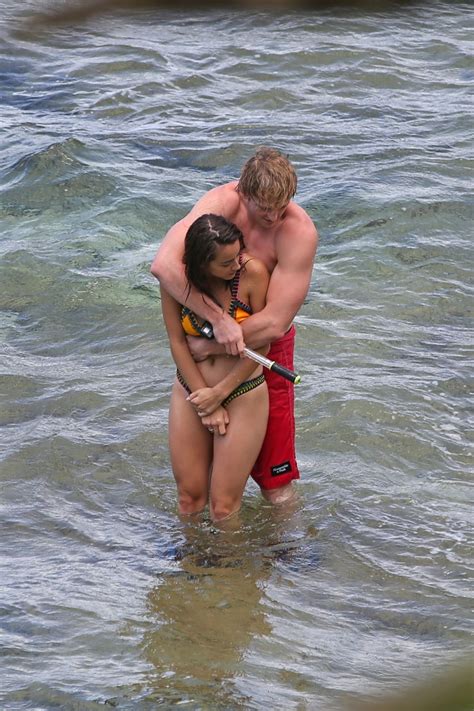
left=1, top=2, right=473, bottom=709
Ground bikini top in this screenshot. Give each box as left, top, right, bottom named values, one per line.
left=181, top=254, right=252, bottom=337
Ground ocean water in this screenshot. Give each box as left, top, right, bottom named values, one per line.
left=0, top=2, right=473, bottom=709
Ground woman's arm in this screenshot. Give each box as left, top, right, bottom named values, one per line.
left=161, top=285, right=229, bottom=433
left=160, top=286, right=209, bottom=393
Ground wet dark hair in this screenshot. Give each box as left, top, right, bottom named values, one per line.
left=183, top=213, right=244, bottom=303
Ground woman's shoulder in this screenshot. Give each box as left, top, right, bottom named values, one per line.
left=240, top=252, right=269, bottom=278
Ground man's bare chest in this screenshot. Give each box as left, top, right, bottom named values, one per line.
left=239, top=228, right=278, bottom=273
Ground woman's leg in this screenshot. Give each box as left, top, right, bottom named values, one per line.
left=209, top=383, right=269, bottom=522
left=169, top=381, right=212, bottom=516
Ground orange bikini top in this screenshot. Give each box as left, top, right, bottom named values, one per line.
left=181, top=255, right=252, bottom=337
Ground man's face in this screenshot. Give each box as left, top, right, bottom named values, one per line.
left=248, top=197, right=289, bottom=229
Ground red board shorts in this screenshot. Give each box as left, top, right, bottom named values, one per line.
left=251, top=325, right=300, bottom=490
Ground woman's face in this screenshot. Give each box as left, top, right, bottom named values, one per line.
left=207, top=241, right=241, bottom=281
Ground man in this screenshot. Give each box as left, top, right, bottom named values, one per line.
left=151, top=147, right=318, bottom=504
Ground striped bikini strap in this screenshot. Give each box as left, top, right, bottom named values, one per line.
left=230, top=252, right=243, bottom=299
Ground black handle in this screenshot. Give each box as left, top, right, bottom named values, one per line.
left=270, top=362, right=301, bottom=384
left=200, top=321, right=214, bottom=339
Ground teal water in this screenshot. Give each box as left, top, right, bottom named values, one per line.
left=1, top=2, right=473, bottom=709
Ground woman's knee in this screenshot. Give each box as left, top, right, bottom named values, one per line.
left=210, top=496, right=241, bottom=522
left=177, top=489, right=208, bottom=515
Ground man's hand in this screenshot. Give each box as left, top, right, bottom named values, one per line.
left=211, top=312, right=245, bottom=356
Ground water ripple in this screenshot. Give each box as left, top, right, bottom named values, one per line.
left=1, top=3, right=472, bottom=709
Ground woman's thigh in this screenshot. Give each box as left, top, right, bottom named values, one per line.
left=210, top=384, right=269, bottom=502
left=169, top=381, right=212, bottom=496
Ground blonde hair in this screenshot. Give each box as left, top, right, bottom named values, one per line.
left=237, top=146, right=297, bottom=209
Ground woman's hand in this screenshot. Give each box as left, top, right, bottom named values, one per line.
left=187, top=386, right=224, bottom=416
left=201, top=406, right=229, bottom=436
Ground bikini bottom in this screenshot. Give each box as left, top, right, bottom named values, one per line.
left=176, top=370, right=265, bottom=408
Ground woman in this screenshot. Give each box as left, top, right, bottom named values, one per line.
left=160, top=213, right=270, bottom=523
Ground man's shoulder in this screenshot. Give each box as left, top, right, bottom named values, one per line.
left=273, top=203, right=318, bottom=266
left=220, top=180, right=240, bottom=194
left=195, top=181, right=240, bottom=216
left=281, top=202, right=317, bottom=240
left=206, top=180, right=238, bottom=196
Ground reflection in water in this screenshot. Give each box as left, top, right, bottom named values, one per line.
left=143, top=521, right=271, bottom=706
left=142, top=496, right=320, bottom=706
